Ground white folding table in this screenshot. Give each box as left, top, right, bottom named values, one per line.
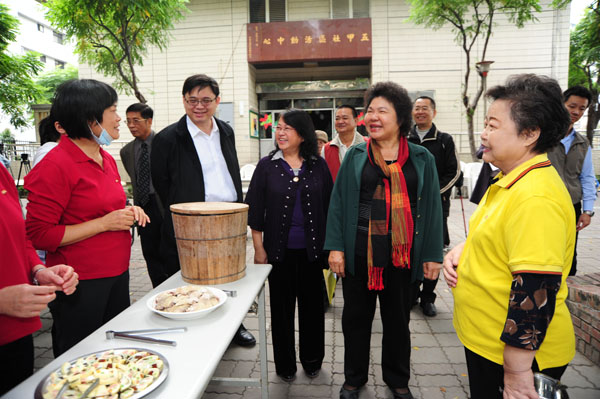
left=4, top=264, right=272, bottom=399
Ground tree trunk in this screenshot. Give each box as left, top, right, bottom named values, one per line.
left=467, top=107, right=478, bottom=161
left=134, top=88, right=147, bottom=104
left=586, top=95, right=599, bottom=147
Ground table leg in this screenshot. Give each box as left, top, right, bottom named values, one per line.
left=258, top=285, right=269, bottom=399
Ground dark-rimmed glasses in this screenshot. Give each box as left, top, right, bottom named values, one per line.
left=185, top=97, right=217, bottom=106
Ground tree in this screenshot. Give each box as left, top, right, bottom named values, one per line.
left=45, top=0, right=188, bottom=104
left=408, top=0, right=564, bottom=160
left=0, top=4, right=44, bottom=128
left=35, top=64, right=79, bottom=104
left=568, top=1, right=600, bottom=146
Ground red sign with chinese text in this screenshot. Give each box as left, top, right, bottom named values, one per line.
left=247, top=18, right=372, bottom=64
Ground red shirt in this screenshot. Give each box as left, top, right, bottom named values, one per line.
left=25, top=138, right=130, bottom=280
left=0, top=165, right=42, bottom=345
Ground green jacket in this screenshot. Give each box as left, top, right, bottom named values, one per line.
left=324, top=141, right=443, bottom=283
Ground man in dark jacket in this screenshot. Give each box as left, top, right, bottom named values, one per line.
left=120, top=103, right=167, bottom=288
left=409, top=96, right=461, bottom=317
left=151, top=74, right=255, bottom=346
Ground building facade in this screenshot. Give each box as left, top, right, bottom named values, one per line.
left=79, top=0, right=570, bottom=166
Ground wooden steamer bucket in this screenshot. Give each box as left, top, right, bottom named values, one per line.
left=170, top=202, right=248, bottom=284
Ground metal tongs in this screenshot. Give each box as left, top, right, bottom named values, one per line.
left=56, top=377, right=99, bottom=399
left=105, top=326, right=187, bottom=346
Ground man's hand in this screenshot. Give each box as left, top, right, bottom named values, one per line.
left=576, top=213, right=591, bottom=231
left=423, top=262, right=441, bottom=280
left=328, top=250, right=346, bottom=277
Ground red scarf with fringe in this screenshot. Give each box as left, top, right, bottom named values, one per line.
left=366, top=137, right=413, bottom=290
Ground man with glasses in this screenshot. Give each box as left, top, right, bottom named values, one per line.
left=151, top=74, right=255, bottom=346
left=120, top=103, right=168, bottom=288
left=408, top=96, right=460, bottom=317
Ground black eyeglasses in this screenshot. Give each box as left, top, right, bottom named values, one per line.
left=185, top=97, right=217, bottom=106
left=126, top=118, right=147, bottom=125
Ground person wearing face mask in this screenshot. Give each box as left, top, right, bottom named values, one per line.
left=24, top=79, right=149, bottom=357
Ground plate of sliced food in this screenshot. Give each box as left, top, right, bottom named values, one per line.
left=35, top=348, right=168, bottom=399
left=146, top=285, right=227, bottom=320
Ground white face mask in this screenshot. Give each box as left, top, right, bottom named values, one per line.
left=89, top=121, right=113, bottom=146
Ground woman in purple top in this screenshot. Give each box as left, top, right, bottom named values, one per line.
left=246, top=109, right=333, bottom=383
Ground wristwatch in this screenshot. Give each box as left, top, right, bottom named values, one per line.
left=31, top=267, right=45, bottom=285
left=583, top=210, right=595, bottom=217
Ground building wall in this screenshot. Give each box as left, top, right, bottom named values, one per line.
left=80, top=0, right=571, bottom=172
left=371, top=0, right=570, bottom=156
left=80, top=0, right=259, bottom=167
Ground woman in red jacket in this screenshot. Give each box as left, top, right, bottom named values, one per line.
left=25, top=79, right=149, bottom=357
left=0, top=164, right=78, bottom=395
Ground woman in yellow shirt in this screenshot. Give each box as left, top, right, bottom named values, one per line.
left=443, top=74, right=576, bottom=399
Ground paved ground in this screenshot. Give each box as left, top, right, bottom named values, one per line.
left=31, top=198, right=600, bottom=398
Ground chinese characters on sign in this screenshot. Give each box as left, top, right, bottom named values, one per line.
left=247, top=18, right=372, bottom=63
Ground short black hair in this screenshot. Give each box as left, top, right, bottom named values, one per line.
left=415, top=96, right=436, bottom=110
left=563, top=85, right=592, bottom=105
left=364, top=81, right=413, bottom=137
left=51, top=79, right=118, bottom=140
left=486, top=74, right=570, bottom=154
left=38, top=115, right=61, bottom=145
left=336, top=104, right=358, bottom=118
left=126, top=103, right=154, bottom=119
left=272, top=109, right=318, bottom=160
left=182, top=74, right=220, bottom=97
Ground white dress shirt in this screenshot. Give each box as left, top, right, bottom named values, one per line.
left=186, top=116, right=237, bottom=202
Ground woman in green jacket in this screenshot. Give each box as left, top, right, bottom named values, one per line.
left=325, top=82, right=443, bottom=399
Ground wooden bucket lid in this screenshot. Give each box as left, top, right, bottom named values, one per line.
left=170, top=201, right=249, bottom=215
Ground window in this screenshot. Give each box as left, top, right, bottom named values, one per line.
left=55, top=60, right=65, bottom=69
left=331, top=0, right=369, bottom=19
left=53, top=31, right=64, bottom=45
left=39, top=55, right=46, bottom=63
left=249, top=0, right=286, bottom=23
left=37, top=23, right=44, bottom=32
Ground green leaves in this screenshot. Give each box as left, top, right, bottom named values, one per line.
left=35, top=64, right=79, bottom=104
left=44, top=0, right=189, bottom=103
left=0, top=4, right=44, bottom=128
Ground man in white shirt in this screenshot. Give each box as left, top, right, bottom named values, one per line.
left=322, top=105, right=366, bottom=181
left=152, top=74, right=255, bottom=346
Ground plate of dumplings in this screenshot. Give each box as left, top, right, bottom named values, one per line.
left=147, top=285, right=227, bottom=320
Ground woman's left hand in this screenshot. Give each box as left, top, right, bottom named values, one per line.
left=503, top=368, right=539, bottom=399
left=128, top=206, right=150, bottom=228
left=35, top=265, right=79, bottom=295
left=423, top=262, right=441, bottom=280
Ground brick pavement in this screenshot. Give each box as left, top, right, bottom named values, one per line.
left=31, top=199, right=600, bottom=398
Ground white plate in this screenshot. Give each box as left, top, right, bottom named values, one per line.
left=146, top=285, right=227, bottom=320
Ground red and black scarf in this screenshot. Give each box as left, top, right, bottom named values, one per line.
left=366, top=137, right=414, bottom=290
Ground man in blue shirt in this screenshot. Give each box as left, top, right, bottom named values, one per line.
left=547, top=86, right=596, bottom=276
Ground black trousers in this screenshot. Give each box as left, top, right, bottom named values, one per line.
left=139, top=194, right=168, bottom=287
left=268, top=248, right=325, bottom=376
left=342, top=256, right=412, bottom=389
left=49, top=270, right=130, bottom=357
left=464, top=347, right=568, bottom=399
left=0, top=334, right=33, bottom=395
left=442, top=213, right=450, bottom=247
left=570, top=202, right=581, bottom=276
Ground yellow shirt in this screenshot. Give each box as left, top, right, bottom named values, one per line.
left=453, top=154, right=576, bottom=369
